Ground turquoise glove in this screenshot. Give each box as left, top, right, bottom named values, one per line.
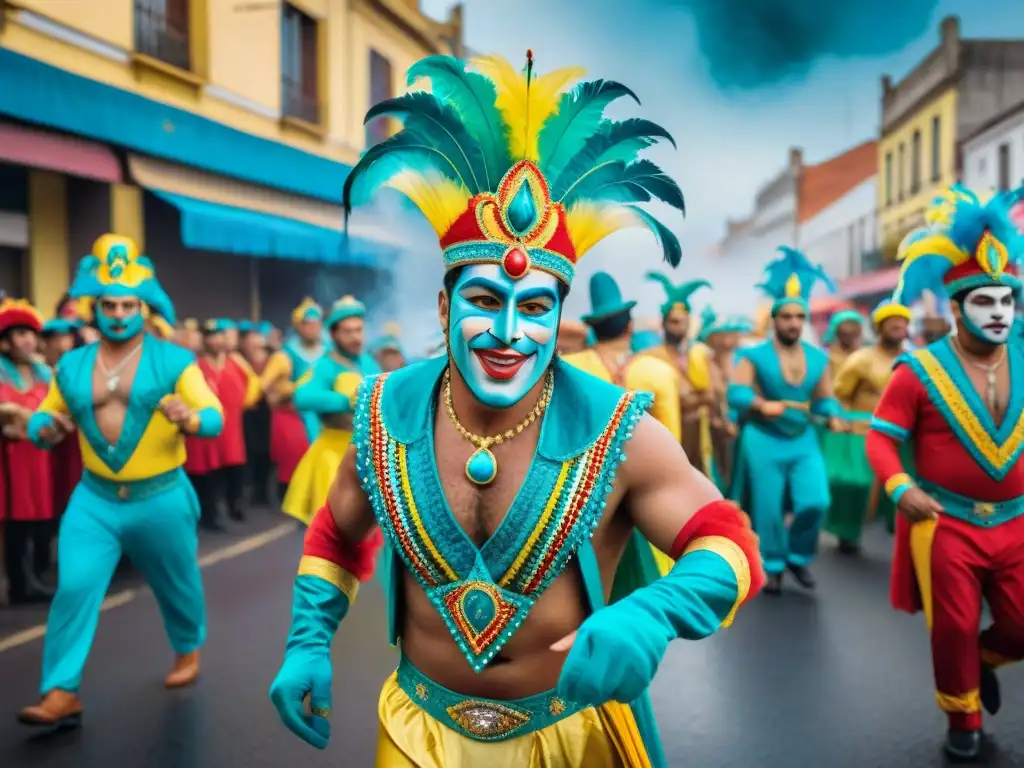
left=269, top=575, right=350, bottom=749
left=556, top=550, right=738, bottom=706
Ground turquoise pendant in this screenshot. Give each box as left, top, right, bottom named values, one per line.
left=465, top=447, right=498, bottom=485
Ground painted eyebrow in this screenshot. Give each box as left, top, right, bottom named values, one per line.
left=516, top=287, right=557, bottom=303
left=458, top=276, right=510, bottom=297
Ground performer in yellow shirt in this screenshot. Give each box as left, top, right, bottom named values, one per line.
left=563, top=272, right=681, bottom=574
left=18, top=235, right=223, bottom=730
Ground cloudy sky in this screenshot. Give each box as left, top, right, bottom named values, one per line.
left=393, top=0, right=1024, bottom=328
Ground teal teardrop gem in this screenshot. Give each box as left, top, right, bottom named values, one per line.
left=462, top=588, right=497, bottom=635
left=506, top=182, right=538, bottom=236
left=465, top=447, right=497, bottom=485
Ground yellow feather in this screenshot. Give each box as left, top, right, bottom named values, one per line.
left=784, top=274, right=801, bottom=297
left=469, top=56, right=586, bottom=162
left=385, top=170, right=470, bottom=238
left=565, top=201, right=646, bottom=257
left=898, top=234, right=970, bottom=268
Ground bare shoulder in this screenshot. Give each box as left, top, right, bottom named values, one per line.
left=619, top=413, right=692, bottom=489
left=328, top=445, right=377, bottom=540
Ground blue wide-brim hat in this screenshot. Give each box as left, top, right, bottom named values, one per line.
left=580, top=271, right=636, bottom=324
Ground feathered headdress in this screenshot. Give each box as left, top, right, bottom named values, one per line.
left=290, top=298, right=323, bottom=327
left=871, top=297, right=911, bottom=326
left=343, top=52, right=684, bottom=287
left=756, top=246, right=835, bottom=315
left=893, top=184, right=1024, bottom=306
left=0, top=298, right=43, bottom=336
left=646, top=272, right=711, bottom=317
left=69, top=234, right=176, bottom=325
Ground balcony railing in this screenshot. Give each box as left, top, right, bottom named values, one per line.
left=134, top=2, right=190, bottom=72
left=282, top=77, right=321, bottom=126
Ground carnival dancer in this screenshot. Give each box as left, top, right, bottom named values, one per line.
left=269, top=51, right=763, bottom=767
left=186, top=319, right=261, bottom=529
left=17, top=234, right=223, bottom=728
left=239, top=321, right=273, bottom=507
left=728, top=247, right=845, bottom=594
left=370, top=321, right=407, bottom=372
left=826, top=298, right=911, bottom=553
left=0, top=299, right=55, bottom=605
left=261, top=299, right=324, bottom=502
left=866, top=186, right=1024, bottom=760
left=282, top=296, right=378, bottom=527
left=823, top=308, right=865, bottom=376
left=40, top=319, right=85, bottom=546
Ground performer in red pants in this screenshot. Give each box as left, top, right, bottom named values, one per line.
left=866, top=185, right=1024, bottom=760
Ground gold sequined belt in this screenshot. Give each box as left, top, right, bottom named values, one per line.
left=396, top=654, right=584, bottom=742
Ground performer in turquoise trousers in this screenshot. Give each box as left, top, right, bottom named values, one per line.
left=728, top=247, right=845, bottom=594
left=18, top=234, right=223, bottom=729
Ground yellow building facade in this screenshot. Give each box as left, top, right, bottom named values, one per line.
left=0, top=0, right=462, bottom=315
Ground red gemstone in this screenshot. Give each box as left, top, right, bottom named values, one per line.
left=503, top=247, right=529, bottom=278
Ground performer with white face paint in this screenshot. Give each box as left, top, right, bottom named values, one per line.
left=866, top=185, right=1024, bottom=760
left=268, top=51, right=763, bottom=767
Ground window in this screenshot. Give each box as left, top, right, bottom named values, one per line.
left=134, top=0, right=190, bottom=71
left=911, top=130, right=921, bottom=193
left=366, top=50, right=394, bottom=147
left=898, top=143, right=905, bottom=201
left=999, top=143, right=1012, bottom=190
left=931, top=116, right=941, bottom=181
left=885, top=152, right=892, bottom=206
left=281, top=4, right=320, bottom=124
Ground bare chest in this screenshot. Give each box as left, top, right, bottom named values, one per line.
left=91, top=355, right=141, bottom=406
left=960, top=362, right=1012, bottom=422
left=777, top=348, right=807, bottom=385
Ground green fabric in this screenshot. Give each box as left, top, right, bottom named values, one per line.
left=581, top=271, right=636, bottom=323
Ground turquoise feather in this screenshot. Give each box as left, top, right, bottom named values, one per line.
left=550, top=118, right=675, bottom=201
left=626, top=205, right=682, bottom=267
left=365, top=92, right=485, bottom=194
left=758, top=246, right=834, bottom=301
left=538, top=80, right=640, bottom=184
left=405, top=56, right=510, bottom=188
left=563, top=159, right=685, bottom=212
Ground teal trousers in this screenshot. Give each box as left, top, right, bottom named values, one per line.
left=40, top=469, right=206, bottom=693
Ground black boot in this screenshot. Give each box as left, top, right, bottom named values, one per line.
left=787, top=563, right=816, bottom=589
left=226, top=465, right=247, bottom=521
left=944, top=729, right=982, bottom=761
left=764, top=573, right=783, bottom=595
left=981, top=663, right=1001, bottom=715
left=836, top=539, right=860, bottom=556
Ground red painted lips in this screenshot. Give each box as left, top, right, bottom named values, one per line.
left=474, top=349, right=530, bottom=380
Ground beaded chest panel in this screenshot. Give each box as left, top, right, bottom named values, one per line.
left=354, top=373, right=647, bottom=672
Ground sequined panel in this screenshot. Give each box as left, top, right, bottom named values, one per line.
left=444, top=581, right=520, bottom=656
left=446, top=699, right=532, bottom=740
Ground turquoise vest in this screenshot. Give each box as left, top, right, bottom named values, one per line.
left=283, top=339, right=323, bottom=442
left=739, top=340, right=828, bottom=439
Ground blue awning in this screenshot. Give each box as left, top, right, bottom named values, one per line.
left=151, top=190, right=382, bottom=267
left=0, top=48, right=348, bottom=203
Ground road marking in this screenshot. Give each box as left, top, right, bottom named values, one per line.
left=0, top=522, right=296, bottom=654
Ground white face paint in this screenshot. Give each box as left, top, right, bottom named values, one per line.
left=963, top=286, right=1015, bottom=344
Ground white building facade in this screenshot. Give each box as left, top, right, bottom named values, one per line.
left=961, top=102, right=1024, bottom=192
left=798, top=178, right=878, bottom=283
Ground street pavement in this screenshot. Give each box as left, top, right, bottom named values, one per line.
left=1, top=518, right=1023, bottom=767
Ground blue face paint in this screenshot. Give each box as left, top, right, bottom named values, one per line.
left=96, top=300, right=145, bottom=342
left=448, top=264, right=561, bottom=409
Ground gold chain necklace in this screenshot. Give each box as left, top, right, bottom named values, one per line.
left=952, top=337, right=1006, bottom=413
left=443, top=367, right=554, bottom=485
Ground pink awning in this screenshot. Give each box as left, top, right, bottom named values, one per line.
left=838, top=266, right=901, bottom=297
left=0, top=121, right=121, bottom=183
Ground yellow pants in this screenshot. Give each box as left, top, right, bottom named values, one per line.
left=374, top=673, right=653, bottom=767
left=281, top=427, right=352, bottom=526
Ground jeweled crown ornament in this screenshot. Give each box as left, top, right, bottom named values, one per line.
left=342, top=49, right=686, bottom=288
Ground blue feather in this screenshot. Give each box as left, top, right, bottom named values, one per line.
left=405, top=56, right=511, bottom=188
left=758, top=246, right=832, bottom=300
left=563, top=159, right=685, bottom=213
left=538, top=80, right=640, bottom=183
left=626, top=205, right=682, bottom=267
left=365, top=92, right=485, bottom=193
left=550, top=118, right=676, bottom=200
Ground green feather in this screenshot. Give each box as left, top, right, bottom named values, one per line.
left=405, top=56, right=511, bottom=188
left=645, top=271, right=676, bottom=299
left=549, top=118, right=675, bottom=202
left=563, top=159, right=685, bottom=213
left=629, top=206, right=682, bottom=268
left=365, top=92, right=485, bottom=194
left=538, top=80, right=640, bottom=183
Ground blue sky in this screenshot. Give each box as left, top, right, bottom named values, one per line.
left=401, top=0, right=1024, bottom=323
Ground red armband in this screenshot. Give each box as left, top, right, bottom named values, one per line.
left=301, top=504, right=383, bottom=584
left=669, top=500, right=765, bottom=609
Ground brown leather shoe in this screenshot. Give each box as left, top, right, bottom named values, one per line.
left=164, top=650, right=200, bottom=689
left=18, top=690, right=83, bottom=728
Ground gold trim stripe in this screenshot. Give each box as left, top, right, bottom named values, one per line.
left=298, top=556, right=360, bottom=604
left=683, top=535, right=750, bottom=628
left=396, top=444, right=459, bottom=582
left=500, top=460, right=572, bottom=588
left=936, top=689, right=981, bottom=714
left=884, top=473, right=913, bottom=498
